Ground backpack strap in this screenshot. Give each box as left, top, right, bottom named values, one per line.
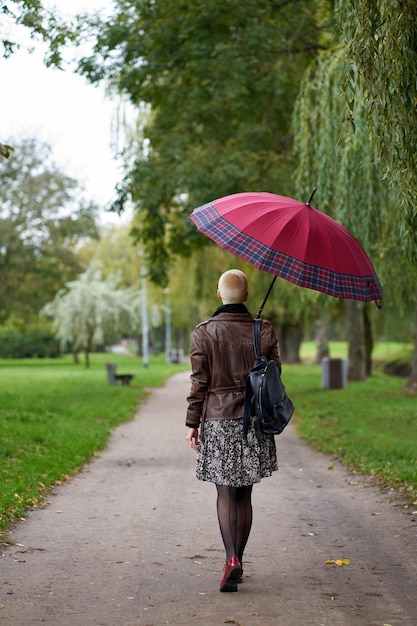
left=243, top=378, right=252, bottom=441
left=253, top=318, right=262, bottom=358
left=243, top=318, right=262, bottom=440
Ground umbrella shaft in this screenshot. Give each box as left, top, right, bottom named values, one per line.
left=256, top=276, right=277, bottom=319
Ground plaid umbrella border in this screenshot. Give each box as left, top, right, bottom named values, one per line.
left=191, top=203, right=382, bottom=302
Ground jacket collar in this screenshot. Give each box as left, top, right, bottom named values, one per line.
left=211, top=303, right=250, bottom=317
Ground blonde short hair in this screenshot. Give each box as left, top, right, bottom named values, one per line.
left=218, top=269, right=248, bottom=304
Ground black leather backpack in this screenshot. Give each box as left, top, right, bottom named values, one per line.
left=243, top=319, right=294, bottom=439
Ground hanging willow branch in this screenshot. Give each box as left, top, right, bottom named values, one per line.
left=292, top=44, right=396, bottom=259
left=337, top=0, right=417, bottom=262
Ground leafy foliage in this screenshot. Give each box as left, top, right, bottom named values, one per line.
left=292, top=44, right=403, bottom=377
left=41, top=264, right=135, bottom=366
left=79, top=0, right=333, bottom=283
left=0, top=143, right=13, bottom=158
left=1, top=0, right=84, bottom=66
left=0, top=136, right=99, bottom=325
left=0, top=322, right=59, bottom=357
left=337, top=0, right=417, bottom=261
left=335, top=1, right=417, bottom=388
left=293, top=46, right=394, bottom=253
left=291, top=43, right=417, bottom=336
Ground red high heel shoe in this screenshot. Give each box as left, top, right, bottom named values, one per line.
left=219, top=556, right=243, bottom=592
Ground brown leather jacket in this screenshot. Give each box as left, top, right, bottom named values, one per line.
left=185, top=311, right=281, bottom=430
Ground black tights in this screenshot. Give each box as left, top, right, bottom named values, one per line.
left=216, top=484, right=253, bottom=563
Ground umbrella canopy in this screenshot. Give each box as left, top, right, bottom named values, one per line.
left=190, top=191, right=382, bottom=313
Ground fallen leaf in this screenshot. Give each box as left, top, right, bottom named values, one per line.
left=325, top=558, right=350, bottom=566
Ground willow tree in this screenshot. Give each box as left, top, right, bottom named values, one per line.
left=293, top=45, right=400, bottom=380
left=41, top=265, right=134, bottom=367
left=337, top=0, right=417, bottom=390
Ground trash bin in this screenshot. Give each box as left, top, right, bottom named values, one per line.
left=322, top=357, right=347, bottom=389
left=106, top=362, right=117, bottom=385
left=169, top=349, right=184, bottom=364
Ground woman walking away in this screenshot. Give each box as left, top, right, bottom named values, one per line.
left=185, top=269, right=281, bottom=592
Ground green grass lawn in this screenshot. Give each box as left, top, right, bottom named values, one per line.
left=0, top=352, right=189, bottom=536
left=1, top=343, right=416, bottom=538
left=283, top=342, right=417, bottom=504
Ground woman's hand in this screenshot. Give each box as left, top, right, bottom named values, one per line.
left=186, top=427, right=199, bottom=451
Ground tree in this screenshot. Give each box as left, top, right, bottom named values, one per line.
left=41, top=265, right=135, bottom=367
left=78, top=0, right=334, bottom=284
left=336, top=0, right=417, bottom=390
left=338, top=0, right=416, bottom=254
left=0, top=136, right=99, bottom=324
left=79, top=223, right=146, bottom=288
left=292, top=45, right=401, bottom=379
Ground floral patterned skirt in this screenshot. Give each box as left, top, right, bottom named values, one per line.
left=196, top=417, right=278, bottom=487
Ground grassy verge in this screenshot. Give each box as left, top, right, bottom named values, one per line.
left=0, top=353, right=189, bottom=535
left=1, top=343, right=416, bottom=538
left=284, top=343, right=417, bottom=504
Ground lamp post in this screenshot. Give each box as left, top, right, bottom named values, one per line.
left=140, top=251, right=149, bottom=368
left=163, top=287, right=171, bottom=363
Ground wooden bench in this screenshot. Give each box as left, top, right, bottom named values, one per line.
left=106, top=362, right=135, bottom=386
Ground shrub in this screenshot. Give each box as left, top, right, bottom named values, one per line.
left=0, top=326, right=60, bottom=358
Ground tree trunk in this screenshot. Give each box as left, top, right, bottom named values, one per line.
left=345, top=300, right=366, bottom=381
left=406, top=289, right=417, bottom=393
left=278, top=324, right=303, bottom=364
left=314, top=318, right=330, bottom=364
left=84, top=333, right=93, bottom=368
left=364, top=305, right=373, bottom=377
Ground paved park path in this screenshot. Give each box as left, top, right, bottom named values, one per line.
left=1, top=370, right=416, bottom=626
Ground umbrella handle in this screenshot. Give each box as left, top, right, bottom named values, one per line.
left=256, top=276, right=277, bottom=319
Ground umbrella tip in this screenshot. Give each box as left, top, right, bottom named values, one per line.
left=306, top=187, right=317, bottom=206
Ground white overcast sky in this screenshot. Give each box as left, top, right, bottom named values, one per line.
left=1, top=0, right=132, bottom=224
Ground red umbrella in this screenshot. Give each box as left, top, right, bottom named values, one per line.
left=190, top=190, right=382, bottom=316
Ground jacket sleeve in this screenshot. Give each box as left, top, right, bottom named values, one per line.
left=185, top=326, right=211, bottom=428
